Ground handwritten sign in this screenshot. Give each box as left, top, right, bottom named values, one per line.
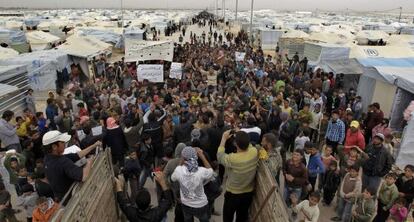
left=137, top=64, right=164, bottom=83
left=235, top=52, right=246, bottom=62
left=91, top=126, right=103, bottom=136
left=125, top=40, right=174, bottom=62
left=169, top=62, right=182, bottom=79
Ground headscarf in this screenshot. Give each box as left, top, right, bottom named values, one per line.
left=181, top=146, right=199, bottom=173
left=174, top=143, right=186, bottom=158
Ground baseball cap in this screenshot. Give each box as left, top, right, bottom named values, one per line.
left=42, top=130, right=71, bottom=146
left=350, top=121, right=360, bottom=128
left=374, top=133, right=385, bottom=141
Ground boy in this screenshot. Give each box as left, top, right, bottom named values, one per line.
left=331, top=165, right=362, bottom=222
left=32, top=197, right=59, bottom=222
left=291, top=191, right=320, bottom=222
left=352, top=187, right=377, bottom=222
left=319, top=145, right=336, bottom=190
left=374, top=173, right=399, bottom=222
left=16, top=184, right=38, bottom=222
left=35, top=112, right=48, bottom=134
left=321, top=160, right=341, bottom=206
left=304, top=142, right=325, bottom=192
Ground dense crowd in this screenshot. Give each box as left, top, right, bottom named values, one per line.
left=0, top=13, right=413, bottom=222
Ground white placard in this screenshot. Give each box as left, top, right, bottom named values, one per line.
left=235, top=52, right=246, bottom=62
left=137, top=64, right=164, bottom=83
left=125, top=40, right=174, bottom=62
left=91, top=126, right=103, bottom=136
left=169, top=62, right=182, bottom=79
left=77, top=130, right=86, bottom=141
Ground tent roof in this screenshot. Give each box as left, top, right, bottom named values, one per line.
left=281, top=30, right=309, bottom=38
left=57, top=35, right=112, bottom=59
left=358, top=57, right=414, bottom=93
left=0, top=47, right=18, bottom=60
left=26, top=31, right=60, bottom=44
left=350, top=45, right=414, bottom=59
left=0, top=83, right=18, bottom=97
left=319, top=58, right=364, bottom=75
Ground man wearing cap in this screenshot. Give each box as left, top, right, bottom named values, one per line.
left=43, top=130, right=101, bottom=201
left=361, top=133, right=394, bottom=193
left=344, top=120, right=366, bottom=154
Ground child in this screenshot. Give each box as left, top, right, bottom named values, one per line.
left=16, top=184, right=38, bottom=222
left=340, top=147, right=362, bottom=176
left=295, top=129, right=310, bottom=150
left=352, top=187, right=377, bottom=222
left=32, top=197, right=59, bottom=222
left=0, top=182, right=18, bottom=222
left=291, top=191, right=321, bottom=222
left=321, top=160, right=341, bottom=206
left=331, top=165, right=362, bottom=222
left=22, top=139, right=36, bottom=172
left=389, top=198, right=408, bottom=222
left=138, top=134, right=154, bottom=190
left=304, top=142, right=325, bottom=193
left=16, top=167, right=29, bottom=196
left=395, top=164, right=414, bottom=207
left=319, top=145, right=336, bottom=190
left=374, top=173, right=399, bottom=222
left=384, top=134, right=394, bottom=158
left=123, top=150, right=141, bottom=201
left=77, top=102, right=89, bottom=118
left=35, top=112, right=48, bottom=134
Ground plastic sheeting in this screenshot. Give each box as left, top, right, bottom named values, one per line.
left=24, top=19, right=41, bottom=27
left=0, top=28, right=27, bottom=44
left=76, top=28, right=122, bottom=46
left=396, top=115, right=414, bottom=168
left=0, top=50, right=70, bottom=90
left=26, top=31, right=60, bottom=51
left=304, top=42, right=350, bottom=64
left=0, top=47, right=18, bottom=60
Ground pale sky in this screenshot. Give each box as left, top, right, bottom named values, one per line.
left=1, top=0, right=413, bottom=12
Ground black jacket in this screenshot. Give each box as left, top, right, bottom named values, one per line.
left=117, top=189, right=173, bottom=222
left=362, top=144, right=394, bottom=177
left=103, top=127, right=128, bottom=157
left=396, top=174, right=414, bottom=205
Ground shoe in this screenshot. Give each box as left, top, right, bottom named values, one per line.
left=331, top=216, right=341, bottom=221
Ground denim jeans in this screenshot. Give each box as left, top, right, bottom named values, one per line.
left=182, top=204, right=210, bottom=222
left=336, top=197, right=353, bottom=222
left=362, top=174, right=382, bottom=194
left=138, top=166, right=151, bottom=190
left=284, top=186, right=302, bottom=206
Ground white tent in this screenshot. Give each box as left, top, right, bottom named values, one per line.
left=0, top=50, right=70, bottom=91
left=303, top=42, right=350, bottom=65
left=258, top=28, right=284, bottom=49
left=355, top=30, right=389, bottom=45
left=349, top=45, right=414, bottom=59
left=318, top=58, right=363, bottom=91
left=26, top=31, right=61, bottom=51
left=58, top=35, right=112, bottom=60
left=0, top=47, right=18, bottom=60
left=396, top=114, right=414, bottom=168
left=0, top=65, right=29, bottom=115
left=0, top=28, right=30, bottom=53
left=357, top=58, right=414, bottom=130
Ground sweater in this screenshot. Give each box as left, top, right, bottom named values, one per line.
left=389, top=205, right=408, bottom=222
left=353, top=197, right=376, bottom=222
left=217, top=145, right=258, bottom=194
left=293, top=200, right=319, bottom=222
left=339, top=173, right=362, bottom=202
left=283, top=160, right=308, bottom=188
left=307, top=153, right=325, bottom=178
left=378, top=183, right=399, bottom=210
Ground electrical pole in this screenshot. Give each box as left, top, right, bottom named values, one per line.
left=249, top=0, right=254, bottom=38
left=216, top=0, right=218, bottom=17
left=120, top=0, right=124, bottom=27
left=398, top=6, right=402, bottom=23
left=235, top=0, right=238, bottom=22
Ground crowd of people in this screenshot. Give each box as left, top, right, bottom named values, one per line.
left=0, top=12, right=413, bottom=222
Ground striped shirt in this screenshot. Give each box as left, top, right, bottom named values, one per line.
left=325, top=119, right=345, bottom=144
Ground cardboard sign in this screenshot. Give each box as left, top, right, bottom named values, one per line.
left=91, top=126, right=103, bottom=136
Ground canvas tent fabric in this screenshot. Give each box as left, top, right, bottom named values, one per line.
left=0, top=65, right=29, bottom=115
left=304, top=42, right=350, bottom=64
left=75, top=28, right=122, bottom=47
left=58, top=36, right=112, bottom=59
left=0, top=28, right=27, bottom=44
left=0, top=50, right=70, bottom=90
left=0, top=47, right=18, bottom=60
left=318, top=58, right=363, bottom=91
left=26, top=31, right=60, bottom=51
left=396, top=113, right=414, bottom=168
left=258, top=29, right=284, bottom=48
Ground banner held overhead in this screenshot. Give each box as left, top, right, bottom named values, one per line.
left=125, top=40, right=174, bottom=62
left=137, top=64, right=164, bottom=83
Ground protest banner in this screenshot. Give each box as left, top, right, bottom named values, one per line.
left=137, top=64, right=164, bottom=82
left=169, top=62, right=182, bottom=79
left=125, top=40, right=174, bottom=62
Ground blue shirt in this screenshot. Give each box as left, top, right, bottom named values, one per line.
left=307, top=153, right=325, bottom=177
left=325, top=119, right=346, bottom=144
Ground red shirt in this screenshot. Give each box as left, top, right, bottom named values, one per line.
left=344, top=129, right=366, bottom=153
left=78, top=108, right=89, bottom=117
